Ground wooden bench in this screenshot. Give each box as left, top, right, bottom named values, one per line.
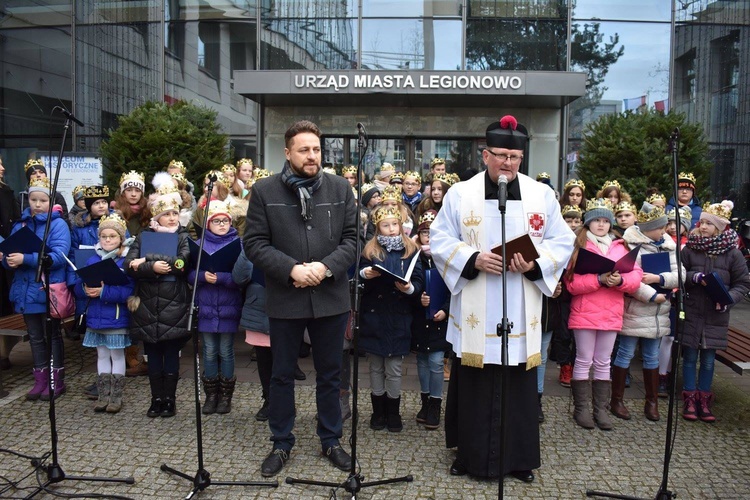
left=0, top=314, right=30, bottom=369
left=0, top=314, right=74, bottom=369
left=716, top=326, right=750, bottom=375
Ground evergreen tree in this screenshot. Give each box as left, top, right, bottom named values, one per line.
left=99, top=100, right=230, bottom=191
left=576, top=109, right=712, bottom=206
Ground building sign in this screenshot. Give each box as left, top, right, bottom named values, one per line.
left=294, top=73, right=524, bottom=92
left=40, top=154, right=103, bottom=210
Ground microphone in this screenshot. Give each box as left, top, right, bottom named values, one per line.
left=356, top=122, right=367, bottom=148
left=57, top=107, right=85, bottom=127
left=207, top=173, right=218, bottom=182
left=498, top=175, right=508, bottom=212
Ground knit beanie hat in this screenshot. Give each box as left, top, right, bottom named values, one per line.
left=206, top=199, right=232, bottom=224
left=584, top=198, right=614, bottom=226
left=700, top=200, right=733, bottom=232
left=72, top=185, right=87, bottom=202
left=98, top=212, right=127, bottom=241
left=667, top=206, right=692, bottom=233
left=119, top=170, right=146, bottom=193
left=360, top=183, right=380, bottom=206
left=636, top=202, right=668, bottom=232
left=678, top=172, right=696, bottom=191
left=84, top=185, right=110, bottom=212
left=417, top=209, right=438, bottom=233
left=150, top=195, right=181, bottom=222
left=25, top=159, right=47, bottom=183
left=28, top=177, right=52, bottom=197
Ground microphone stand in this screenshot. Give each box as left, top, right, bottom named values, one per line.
left=587, top=128, right=684, bottom=500
left=286, top=123, right=413, bottom=497
left=160, top=175, right=278, bottom=497
left=25, top=108, right=135, bottom=499
left=496, top=177, right=512, bottom=500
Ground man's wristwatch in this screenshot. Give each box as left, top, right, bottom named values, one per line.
left=324, top=267, right=333, bottom=278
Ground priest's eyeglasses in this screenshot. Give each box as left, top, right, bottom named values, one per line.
left=486, top=151, right=523, bottom=164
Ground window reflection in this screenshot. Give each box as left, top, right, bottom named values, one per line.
left=573, top=0, right=671, bottom=22
left=260, top=18, right=357, bottom=69
left=364, top=0, right=462, bottom=17
left=361, top=19, right=461, bottom=70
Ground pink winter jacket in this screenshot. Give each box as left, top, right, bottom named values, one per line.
left=565, top=239, right=643, bottom=332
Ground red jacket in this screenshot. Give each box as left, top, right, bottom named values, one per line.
left=565, top=239, right=643, bottom=332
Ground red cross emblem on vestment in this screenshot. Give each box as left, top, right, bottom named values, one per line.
left=528, top=212, right=545, bottom=238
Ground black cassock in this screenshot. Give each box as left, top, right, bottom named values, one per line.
left=445, top=358, right=541, bottom=477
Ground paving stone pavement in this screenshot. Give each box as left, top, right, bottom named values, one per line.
left=1, top=330, right=749, bottom=499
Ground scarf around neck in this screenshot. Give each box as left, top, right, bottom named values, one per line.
left=686, top=228, right=738, bottom=255
left=377, top=234, right=404, bottom=252
left=281, top=161, right=323, bottom=221
left=587, top=230, right=613, bottom=255
left=403, top=191, right=422, bottom=207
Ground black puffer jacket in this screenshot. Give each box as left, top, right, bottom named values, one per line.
left=682, top=246, right=750, bottom=350
left=411, top=253, right=450, bottom=353
left=125, top=227, right=191, bottom=343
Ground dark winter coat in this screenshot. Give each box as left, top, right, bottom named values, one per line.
left=682, top=246, right=750, bottom=350
left=232, top=250, right=269, bottom=334
left=124, top=227, right=191, bottom=343
left=187, top=228, right=243, bottom=333
left=666, top=196, right=702, bottom=229
left=0, top=184, right=20, bottom=239
left=411, top=253, right=450, bottom=353
left=73, top=253, right=135, bottom=330
left=243, top=166, right=358, bottom=319
left=359, top=249, right=423, bottom=357
left=4, top=209, right=71, bottom=315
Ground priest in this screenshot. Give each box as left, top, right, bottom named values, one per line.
left=430, top=115, right=575, bottom=482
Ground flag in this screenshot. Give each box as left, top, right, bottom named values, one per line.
left=623, top=96, right=647, bottom=111
left=654, top=99, right=669, bottom=112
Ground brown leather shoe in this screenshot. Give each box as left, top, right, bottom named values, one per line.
left=126, top=361, right=149, bottom=377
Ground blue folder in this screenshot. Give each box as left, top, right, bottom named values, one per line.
left=424, top=267, right=449, bottom=319
left=640, top=252, right=671, bottom=294
left=0, top=226, right=45, bottom=255
left=74, top=248, right=97, bottom=269
left=76, top=258, right=130, bottom=287
left=704, top=272, right=733, bottom=306
left=140, top=231, right=179, bottom=258
left=188, top=238, right=241, bottom=273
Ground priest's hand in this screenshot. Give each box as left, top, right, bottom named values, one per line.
left=508, top=252, right=535, bottom=274
left=475, top=252, right=504, bottom=275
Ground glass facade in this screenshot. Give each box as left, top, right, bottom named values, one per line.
left=0, top=0, right=746, bottom=216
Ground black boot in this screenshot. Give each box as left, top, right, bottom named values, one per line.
left=215, top=376, right=236, bottom=414
left=416, top=392, right=429, bottom=424
left=369, top=393, right=386, bottom=430
left=161, top=372, right=179, bottom=418
left=425, top=397, right=442, bottom=430
left=386, top=396, right=403, bottom=432
left=146, top=373, right=163, bottom=418
left=538, top=393, right=544, bottom=423
left=201, top=375, right=219, bottom=415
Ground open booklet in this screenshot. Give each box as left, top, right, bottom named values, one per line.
left=574, top=245, right=640, bottom=275
left=373, top=249, right=421, bottom=285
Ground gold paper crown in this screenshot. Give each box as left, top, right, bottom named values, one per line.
left=72, top=185, right=86, bottom=196
left=419, top=210, right=437, bottom=226
left=360, top=182, right=377, bottom=194
left=206, top=200, right=231, bottom=220
left=156, top=182, right=179, bottom=196
left=205, top=170, right=230, bottom=188
left=98, top=212, right=127, bottom=232
left=536, top=172, right=551, bottom=180
left=430, top=157, right=445, bottom=167
left=168, top=160, right=186, bottom=174
left=322, top=167, right=337, bottom=175
left=28, top=177, right=51, bottom=191
left=372, top=206, right=402, bottom=225
left=678, top=172, right=696, bottom=184
left=614, top=201, right=637, bottom=214
left=84, top=185, right=109, bottom=199
left=342, top=165, right=357, bottom=175
left=221, top=163, right=237, bottom=174
left=404, top=170, right=421, bottom=182
left=381, top=185, right=402, bottom=202
left=433, top=172, right=455, bottom=186
left=561, top=205, right=583, bottom=217
left=647, top=193, right=666, bottom=204
left=449, top=173, right=460, bottom=185
left=25, top=158, right=45, bottom=170
left=601, top=180, right=621, bottom=191
left=119, top=170, right=145, bottom=188
left=236, top=158, right=253, bottom=168
left=666, top=206, right=692, bottom=221
left=170, top=172, right=187, bottom=185
left=380, top=162, right=395, bottom=173
left=462, top=210, right=481, bottom=227
left=586, top=198, right=614, bottom=212
left=254, top=169, right=273, bottom=179
left=151, top=198, right=181, bottom=217
left=390, top=172, right=404, bottom=183
left=702, top=200, right=733, bottom=220
left=564, top=178, right=586, bottom=192
left=637, top=204, right=667, bottom=224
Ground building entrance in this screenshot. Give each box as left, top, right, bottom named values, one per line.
left=322, top=136, right=486, bottom=183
